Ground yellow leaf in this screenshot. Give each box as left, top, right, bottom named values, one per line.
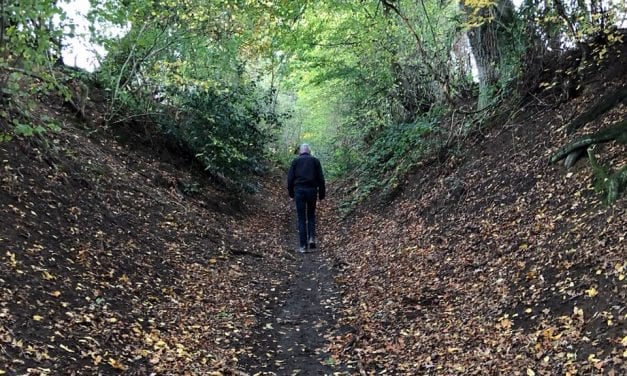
left=33, top=315, right=43, bottom=321
left=525, top=308, right=533, bottom=314
left=154, top=339, right=167, bottom=349
left=6, top=251, right=16, bottom=268
left=209, top=258, right=217, bottom=264
left=499, top=318, right=513, bottom=330
left=176, top=343, right=188, bottom=357
left=92, top=354, right=102, bottom=365
left=585, top=287, right=598, bottom=297
left=42, top=270, right=55, bottom=280
left=0, top=369, right=6, bottom=374
left=50, top=290, right=61, bottom=297
left=527, top=369, right=536, bottom=376
left=107, top=358, right=127, bottom=371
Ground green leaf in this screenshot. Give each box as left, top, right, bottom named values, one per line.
left=0, top=133, right=13, bottom=143
left=14, top=123, right=35, bottom=137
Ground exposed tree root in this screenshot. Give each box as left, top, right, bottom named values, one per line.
left=551, top=119, right=626, bottom=203
left=550, top=119, right=627, bottom=166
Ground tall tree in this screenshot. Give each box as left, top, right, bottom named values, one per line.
left=461, top=0, right=516, bottom=107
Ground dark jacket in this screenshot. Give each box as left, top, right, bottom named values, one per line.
left=287, top=153, right=325, bottom=199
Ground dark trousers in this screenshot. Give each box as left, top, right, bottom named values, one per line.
left=294, top=188, right=317, bottom=247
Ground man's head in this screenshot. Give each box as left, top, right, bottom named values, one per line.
left=299, top=143, right=311, bottom=155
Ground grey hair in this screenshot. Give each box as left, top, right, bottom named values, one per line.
left=299, top=143, right=311, bottom=154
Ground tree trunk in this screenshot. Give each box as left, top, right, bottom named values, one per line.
left=461, top=0, right=516, bottom=107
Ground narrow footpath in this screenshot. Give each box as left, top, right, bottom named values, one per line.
left=237, top=207, right=347, bottom=375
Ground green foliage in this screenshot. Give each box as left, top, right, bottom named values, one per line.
left=3, top=0, right=625, bottom=201
left=13, top=122, right=46, bottom=137
left=170, top=81, right=273, bottom=180
left=0, top=0, right=69, bottom=137
left=90, top=0, right=285, bottom=187
left=0, top=0, right=66, bottom=67
left=348, top=112, right=440, bottom=205
left=180, top=181, right=202, bottom=195
left=519, top=0, right=626, bottom=98
left=271, top=0, right=465, bottom=198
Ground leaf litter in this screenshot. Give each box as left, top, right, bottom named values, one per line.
left=1, top=51, right=626, bottom=376
left=322, top=79, right=626, bottom=374
left=0, top=93, right=321, bottom=374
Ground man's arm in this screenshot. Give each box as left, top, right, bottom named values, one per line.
left=317, top=159, right=326, bottom=200
left=287, top=161, right=296, bottom=198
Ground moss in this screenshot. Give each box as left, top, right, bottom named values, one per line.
left=588, top=148, right=627, bottom=204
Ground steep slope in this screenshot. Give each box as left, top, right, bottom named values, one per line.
left=0, top=92, right=294, bottom=374
left=325, top=72, right=626, bottom=372
left=1, top=55, right=624, bottom=376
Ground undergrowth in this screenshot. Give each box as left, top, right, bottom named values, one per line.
left=338, top=112, right=443, bottom=213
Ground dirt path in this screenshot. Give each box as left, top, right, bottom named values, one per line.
left=237, top=208, right=347, bottom=375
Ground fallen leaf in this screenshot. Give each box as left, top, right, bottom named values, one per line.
left=585, top=287, right=598, bottom=297
left=42, top=270, right=55, bottom=280
left=107, top=357, right=128, bottom=371
left=59, top=344, right=74, bottom=353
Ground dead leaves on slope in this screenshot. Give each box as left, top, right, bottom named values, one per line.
left=0, top=125, right=290, bottom=374
left=322, top=96, right=626, bottom=374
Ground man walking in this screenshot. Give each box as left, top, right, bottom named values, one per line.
left=287, top=144, right=326, bottom=253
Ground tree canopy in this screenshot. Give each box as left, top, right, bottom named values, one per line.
left=1, top=0, right=625, bottom=189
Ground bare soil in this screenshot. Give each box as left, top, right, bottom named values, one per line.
left=236, top=209, right=348, bottom=375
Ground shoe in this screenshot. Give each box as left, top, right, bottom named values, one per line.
left=298, top=246, right=307, bottom=253
left=308, top=237, right=316, bottom=249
